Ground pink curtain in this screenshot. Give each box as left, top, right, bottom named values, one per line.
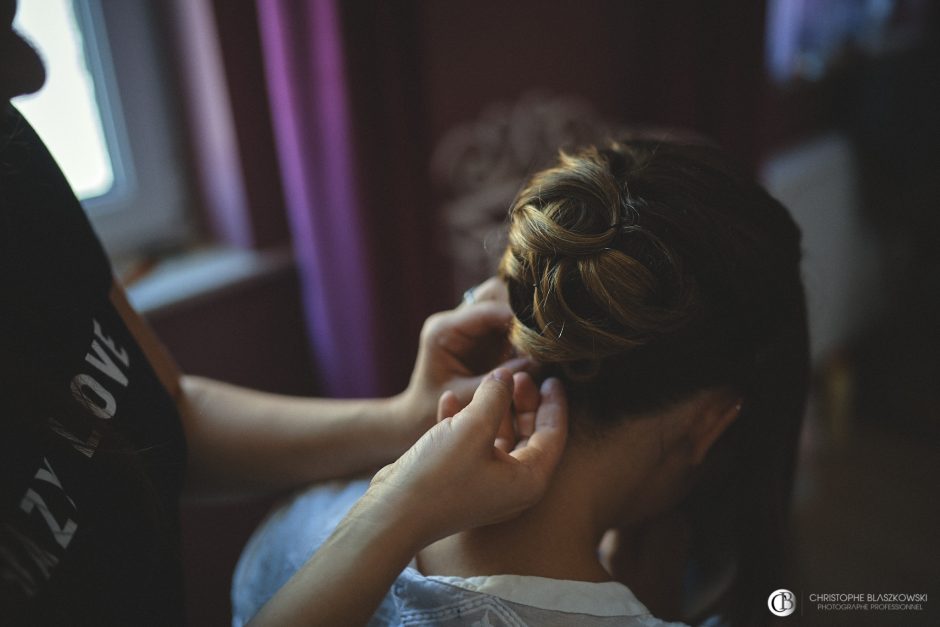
left=256, top=0, right=380, bottom=397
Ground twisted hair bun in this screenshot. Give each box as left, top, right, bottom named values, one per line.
left=499, top=137, right=804, bottom=419
left=499, top=143, right=698, bottom=380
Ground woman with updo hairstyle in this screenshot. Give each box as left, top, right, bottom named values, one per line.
left=232, top=136, right=808, bottom=627
left=419, top=136, right=808, bottom=626
left=483, top=137, right=808, bottom=625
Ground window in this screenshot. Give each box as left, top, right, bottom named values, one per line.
left=765, top=0, right=931, bottom=84
left=12, top=0, right=192, bottom=262
left=12, top=0, right=114, bottom=200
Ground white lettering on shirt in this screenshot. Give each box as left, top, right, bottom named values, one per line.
left=47, top=418, right=100, bottom=459
left=6, top=317, right=131, bottom=596
left=70, top=373, right=116, bottom=420
left=92, top=318, right=130, bottom=366
left=85, top=340, right=128, bottom=387
left=18, top=458, right=77, bottom=549
left=57, top=317, right=130, bottom=456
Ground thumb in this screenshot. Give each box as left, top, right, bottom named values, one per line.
left=451, top=368, right=514, bottom=446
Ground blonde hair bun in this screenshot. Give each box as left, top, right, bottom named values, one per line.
left=499, top=143, right=697, bottom=378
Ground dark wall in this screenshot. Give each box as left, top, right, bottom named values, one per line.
left=341, top=0, right=768, bottom=395
left=148, top=269, right=316, bottom=396
left=414, top=1, right=766, bottom=160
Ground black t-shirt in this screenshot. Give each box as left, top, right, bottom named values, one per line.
left=1, top=105, right=188, bottom=625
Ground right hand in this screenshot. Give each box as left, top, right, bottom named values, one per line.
left=391, top=277, right=519, bottom=448
left=364, top=368, right=568, bottom=547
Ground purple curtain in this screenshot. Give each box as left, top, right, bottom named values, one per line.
left=256, top=0, right=379, bottom=397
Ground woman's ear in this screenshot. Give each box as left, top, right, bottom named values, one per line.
left=689, top=391, right=742, bottom=466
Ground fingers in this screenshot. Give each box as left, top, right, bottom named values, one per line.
left=500, top=356, right=537, bottom=375
left=430, top=301, right=513, bottom=341
left=472, top=277, right=509, bottom=304
left=386, top=372, right=564, bottom=538
left=512, top=372, right=540, bottom=439
left=509, top=378, right=568, bottom=479
left=424, top=302, right=514, bottom=375
left=533, top=378, right=567, bottom=433
left=448, top=356, right=534, bottom=405
left=494, top=376, right=517, bottom=452
left=451, top=369, right=514, bottom=446
left=458, top=277, right=509, bottom=309
left=494, top=416, right=515, bottom=453
left=437, top=390, right=461, bottom=423
left=446, top=370, right=547, bottom=453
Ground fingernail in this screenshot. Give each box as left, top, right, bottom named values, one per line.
left=489, top=368, right=512, bottom=384
left=541, top=377, right=563, bottom=397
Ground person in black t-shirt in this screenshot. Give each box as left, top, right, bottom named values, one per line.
left=1, top=3, right=568, bottom=624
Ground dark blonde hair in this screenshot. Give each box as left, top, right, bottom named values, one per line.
left=499, top=138, right=809, bottom=626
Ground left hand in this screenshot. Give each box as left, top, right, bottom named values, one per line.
left=393, top=278, right=526, bottom=444
left=368, top=368, right=568, bottom=545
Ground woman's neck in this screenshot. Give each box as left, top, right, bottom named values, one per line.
left=417, top=448, right=619, bottom=583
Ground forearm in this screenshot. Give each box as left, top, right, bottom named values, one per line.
left=179, top=375, right=415, bottom=498
left=248, top=489, right=422, bottom=627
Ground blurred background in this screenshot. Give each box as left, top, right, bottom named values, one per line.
left=11, top=0, right=939, bottom=624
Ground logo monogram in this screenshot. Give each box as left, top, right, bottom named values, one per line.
left=768, top=589, right=796, bottom=617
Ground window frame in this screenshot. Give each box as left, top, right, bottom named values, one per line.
left=16, top=0, right=195, bottom=262
left=82, top=0, right=193, bottom=261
